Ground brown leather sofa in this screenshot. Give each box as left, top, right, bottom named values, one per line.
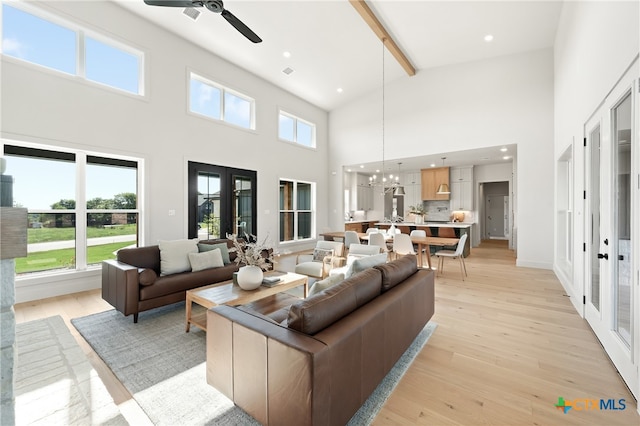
left=206, top=254, right=435, bottom=425
left=102, top=239, right=239, bottom=323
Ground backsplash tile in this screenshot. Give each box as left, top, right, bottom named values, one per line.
left=424, top=201, right=450, bottom=221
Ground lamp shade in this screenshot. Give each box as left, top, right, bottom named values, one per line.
left=436, top=183, right=450, bottom=194
left=393, top=186, right=405, bottom=196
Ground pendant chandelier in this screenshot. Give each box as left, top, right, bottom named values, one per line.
left=369, top=38, right=404, bottom=197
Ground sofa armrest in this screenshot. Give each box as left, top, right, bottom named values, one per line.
left=207, top=306, right=330, bottom=426
left=101, top=259, right=141, bottom=317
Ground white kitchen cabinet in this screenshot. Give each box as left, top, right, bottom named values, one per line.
left=354, top=173, right=373, bottom=210
left=449, top=166, right=473, bottom=211
left=401, top=172, right=421, bottom=216
left=450, top=181, right=473, bottom=210
left=450, top=166, right=473, bottom=182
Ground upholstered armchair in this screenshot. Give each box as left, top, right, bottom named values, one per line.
left=294, top=241, right=345, bottom=279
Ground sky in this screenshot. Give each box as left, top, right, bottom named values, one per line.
left=2, top=3, right=139, bottom=94
left=4, top=156, right=137, bottom=210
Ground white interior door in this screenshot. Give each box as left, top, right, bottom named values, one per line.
left=584, top=63, right=638, bottom=399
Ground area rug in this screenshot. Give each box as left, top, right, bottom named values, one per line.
left=15, top=316, right=127, bottom=425
left=72, top=302, right=437, bottom=425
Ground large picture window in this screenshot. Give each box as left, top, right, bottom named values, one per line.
left=2, top=144, right=140, bottom=275
left=278, top=111, right=315, bottom=148
left=279, top=179, right=314, bottom=242
left=189, top=72, right=255, bottom=130
left=1, top=2, right=144, bottom=95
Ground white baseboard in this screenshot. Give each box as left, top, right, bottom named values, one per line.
left=515, top=259, right=553, bottom=270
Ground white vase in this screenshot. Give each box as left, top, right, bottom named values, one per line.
left=237, top=265, right=263, bottom=290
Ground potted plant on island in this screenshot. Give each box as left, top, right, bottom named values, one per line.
left=408, top=205, right=427, bottom=224
left=227, top=233, right=275, bottom=290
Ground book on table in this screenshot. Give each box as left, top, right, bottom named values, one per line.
left=262, top=275, right=283, bottom=286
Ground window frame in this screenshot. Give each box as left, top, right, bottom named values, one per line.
left=2, top=141, right=143, bottom=277
left=1, top=1, right=145, bottom=96
left=188, top=71, right=256, bottom=130
left=278, top=110, right=317, bottom=148
left=279, top=178, right=316, bottom=243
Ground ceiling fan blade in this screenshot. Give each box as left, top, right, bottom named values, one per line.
left=220, top=9, right=262, bottom=43
left=143, top=1, right=201, bottom=7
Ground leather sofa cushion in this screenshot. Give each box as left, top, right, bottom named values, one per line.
left=288, top=268, right=382, bottom=335
left=117, top=245, right=161, bottom=273
left=374, top=254, right=418, bottom=292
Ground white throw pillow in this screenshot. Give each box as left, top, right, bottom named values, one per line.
left=159, top=239, right=199, bottom=276
left=308, top=273, right=345, bottom=297
left=188, top=248, right=224, bottom=272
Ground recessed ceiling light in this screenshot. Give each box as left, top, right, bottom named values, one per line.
left=359, top=165, right=364, bottom=168
left=375, top=169, right=380, bottom=173
left=503, top=156, right=510, bottom=160
left=337, top=88, right=343, bottom=93
left=283, top=51, right=291, bottom=58
left=346, top=168, right=352, bottom=172
left=484, top=34, right=494, bottom=42
left=430, top=163, right=436, bottom=168
left=500, top=147, right=507, bottom=152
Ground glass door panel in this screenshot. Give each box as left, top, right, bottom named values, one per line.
left=589, top=124, right=601, bottom=311
left=613, top=93, right=632, bottom=347
left=234, top=175, right=253, bottom=237
left=197, top=172, right=221, bottom=240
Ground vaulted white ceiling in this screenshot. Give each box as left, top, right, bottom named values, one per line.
left=115, top=0, right=564, bottom=111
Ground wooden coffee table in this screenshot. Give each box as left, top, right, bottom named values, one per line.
left=185, top=271, right=308, bottom=332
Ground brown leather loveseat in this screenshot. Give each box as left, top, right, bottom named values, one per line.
left=102, top=239, right=239, bottom=323
left=207, top=254, right=435, bottom=425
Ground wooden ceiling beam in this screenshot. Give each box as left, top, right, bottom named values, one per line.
left=349, top=0, right=416, bottom=77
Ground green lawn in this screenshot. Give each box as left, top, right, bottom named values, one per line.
left=28, top=224, right=137, bottom=243
left=16, top=241, right=134, bottom=274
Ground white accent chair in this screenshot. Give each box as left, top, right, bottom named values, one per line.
left=294, top=241, right=345, bottom=280
left=392, top=233, right=416, bottom=260
left=435, top=234, right=468, bottom=280
left=365, top=227, right=380, bottom=234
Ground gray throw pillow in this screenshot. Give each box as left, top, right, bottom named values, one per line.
left=198, top=242, right=231, bottom=264
left=347, top=253, right=388, bottom=278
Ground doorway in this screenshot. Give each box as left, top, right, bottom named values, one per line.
left=187, top=161, right=257, bottom=240
left=481, top=181, right=510, bottom=240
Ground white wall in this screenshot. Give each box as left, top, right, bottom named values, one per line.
left=329, top=49, right=555, bottom=268
left=554, top=0, right=639, bottom=308
left=1, top=1, right=330, bottom=301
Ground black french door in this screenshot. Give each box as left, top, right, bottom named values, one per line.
left=187, top=161, right=257, bottom=240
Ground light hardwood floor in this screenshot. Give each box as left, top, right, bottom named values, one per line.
left=15, top=240, right=639, bottom=425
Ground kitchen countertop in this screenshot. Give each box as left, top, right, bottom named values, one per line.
left=374, top=222, right=473, bottom=228
left=344, top=219, right=380, bottom=224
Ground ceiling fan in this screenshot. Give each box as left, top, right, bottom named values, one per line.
left=143, top=0, right=262, bottom=43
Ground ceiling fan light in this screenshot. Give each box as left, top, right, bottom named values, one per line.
left=436, top=183, right=450, bottom=194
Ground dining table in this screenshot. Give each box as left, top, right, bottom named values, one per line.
left=318, top=231, right=461, bottom=269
